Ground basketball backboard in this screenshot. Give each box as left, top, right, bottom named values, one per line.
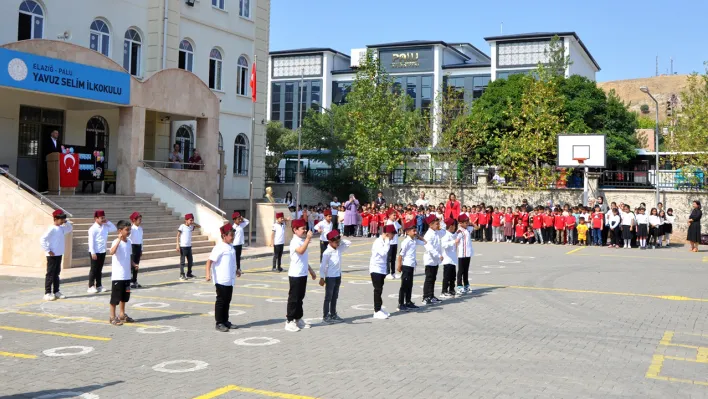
left=557, top=134, right=606, bottom=168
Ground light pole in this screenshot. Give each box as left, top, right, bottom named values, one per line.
left=640, top=86, right=660, bottom=206
left=296, top=69, right=304, bottom=213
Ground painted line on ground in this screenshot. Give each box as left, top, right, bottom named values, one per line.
left=571, top=253, right=698, bottom=261
left=0, top=325, right=111, bottom=341
left=566, top=247, right=586, bottom=255
left=193, top=384, right=320, bottom=399
left=130, top=295, right=253, bottom=307
left=468, top=283, right=708, bottom=302
left=0, top=309, right=153, bottom=328
left=0, top=351, right=37, bottom=359
left=53, top=299, right=211, bottom=317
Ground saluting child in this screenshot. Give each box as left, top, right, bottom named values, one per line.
left=319, top=230, right=351, bottom=323
left=314, top=209, right=334, bottom=261
left=385, top=209, right=402, bottom=280
left=284, top=219, right=317, bottom=332
left=40, top=210, right=73, bottom=301
left=206, top=223, right=240, bottom=332
left=370, top=224, right=396, bottom=320
left=177, top=213, right=201, bottom=280
left=271, top=212, right=287, bottom=272
left=129, top=212, right=143, bottom=289
left=397, top=221, right=425, bottom=311
left=456, top=214, right=473, bottom=295
left=108, top=220, right=136, bottom=326
left=231, top=212, right=249, bottom=273
left=440, top=218, right=459, bottom=299
left=87, top=210, right=116, bottom=294
left=422, top=215, right=443, bottom=305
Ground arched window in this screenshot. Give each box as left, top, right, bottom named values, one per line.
left=90, top=19, right=111, bottom=57
left=18, top=0, right=43, bottom=40
left=176, top=125, right=193, bottom=162
left=123, top=28, right=142, bottom=76
left=209, top=48, right=223, bottom=91
left=85, top=116, right=109, bottom=162
left=236, top=55, right=249, bottom=96
left=178, top=39, right=194, bottom=72
left=218, top=132, right=223, bottom=151
left=233, top=134, right=249, bottom=176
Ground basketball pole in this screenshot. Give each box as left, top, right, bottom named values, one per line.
left=583, top=165, right=589, bottom=206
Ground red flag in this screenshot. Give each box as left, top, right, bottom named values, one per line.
left=59, top=153, right=79, bottom=188
left=250, top=62, right=257, bottom=102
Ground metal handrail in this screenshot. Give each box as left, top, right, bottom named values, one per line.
left=139, top=161, right=226, bottom=217
left=0, top=167, right=73, bottom=217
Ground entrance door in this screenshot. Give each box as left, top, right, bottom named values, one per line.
left=16, top=106, right=64, bottom=191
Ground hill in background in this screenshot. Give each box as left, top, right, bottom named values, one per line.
left=597, top=75, right=689, bottom=122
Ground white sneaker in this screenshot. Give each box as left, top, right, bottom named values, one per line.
left=381, top=308, right=390, bottom=317
left=87, top=287, right=98, bottom=294
left=97, top=286, right=105, bottom=293
left=43, top=293, right=56, bottom=301
left=373, top=311, right=389, bottom=320
left=394, top=274, right=401, bottom=279
left=296, top=319, right=311, bottom=329
left=386, top=274, right=393, bottom=280
left=54, top=291, right=66, bottom=299
left=284, top=321, right=300, bottom=332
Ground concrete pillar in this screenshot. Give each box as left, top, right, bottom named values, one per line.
left=117, top=107, right=146, bottom=195
left=196, top=117, right=219, bottom=204
left=587, top=171, right=602, bottom=199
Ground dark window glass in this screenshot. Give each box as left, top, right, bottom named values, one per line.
left=209, top=59, right=216, bottom=89
left=178, top=51, right=186, bottom=70
left=271, top=83, right=281, bottom=122
left=298, top=82, right=309, bottom=128
left=17, top=13, right=31, bottom=41
left=332, top=81, right=351, bottom=105
left=284, top=83, right=294, bottom=129
left=129, top=42, right=140, bottom=75
left=311, top=81, right=321, bottom=107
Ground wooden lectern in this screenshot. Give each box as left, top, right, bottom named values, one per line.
left=46, top=152, right=60, bottom=193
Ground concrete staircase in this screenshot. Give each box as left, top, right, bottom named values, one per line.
left=47, top=195, right=215, bottom=268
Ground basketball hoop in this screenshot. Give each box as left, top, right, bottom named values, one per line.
left=573, top=158, right=587, bottom=165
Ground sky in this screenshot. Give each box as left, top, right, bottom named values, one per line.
left=270, top=0, right=708, bottom=82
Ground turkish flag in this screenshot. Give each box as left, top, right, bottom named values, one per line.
left=59, top=153, right=79, bottom=188
left=250, top=62, right=257, bottom=102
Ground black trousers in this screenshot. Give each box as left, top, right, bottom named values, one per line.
left=323, top=276, right=341, bottom=317
left=179, top=246, right=193, bottom=275
left=398, top=266, right=414, bottom=305
left=423, top=265, right=439, bottom=299
left=233, top=245, right=243, bottom=271
left=370, top=272, right=386, bottom=312
left=386, top=244, right=398, bottom=275
left=344, top=225, right=356, bottom=237
left=131, top=244, right=142, bottom=283
left=612, top=226, right=622, bottom=246
left=442, top=264, right=456, bottom=295
left=457, top=257, right=470, bottom=287
left=602, top=226, right=609, bottom=246
left=214, top=283, right=233, bottom=325
left=319, top=241, right=328, bottom=262
left=543, top=227, right=553, bottom=243
left=45, top=255, right=62, bottom=294
left=484, top=224, right=493, bottom=241
left=286, top=276, right=308, bottom=321
left=272, top=244, right=284, bottom=270
left=88, top=252, right=106, bottom=288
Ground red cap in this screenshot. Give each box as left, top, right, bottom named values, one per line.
left=130, top=212, right=141, bottom=220
left=275, top=212, right=284, bottom=218
left=232, top=211, right=241, bottom=219
left=94, top=210, right=105, bottom=218
left=52, top=209, right=66, bottom=218
left=184, top=213, right=194, bottom=220
left=326, top=230, right=340, bottom=241
left=444, top=217, right=456, bottom=226
left=458, top=214, right=469, bottom=222
left=323, top=209, right=332, bottom=217
left=220, top=223, right=233, bottom=235
left=292, top=219, right=306, bottom=229
left=403, top=220, right=416, bottom=230
left=383, top=224, right=397, bottom=234
left=425, top=215, right=438, bottom=225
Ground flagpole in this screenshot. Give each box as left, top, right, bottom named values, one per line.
left=248, top=54, right=257, bottom=246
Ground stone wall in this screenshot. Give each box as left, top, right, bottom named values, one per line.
left=268, top=183, right=331, bottom=207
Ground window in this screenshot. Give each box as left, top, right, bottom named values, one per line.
left=212, top=0, right=225, bottom=10
left=85, top=116, right=109, bottom=161
left=496, top=70, right=532, bottom=80
left=234, top=134, right=249, bottom=176
left=284, top=82, right=294, bottom=129
left=18, top=0, right=43, bottom=41
left=178, top=40, right=194, bottom=72
left=89, top=19, right=110, bottom=57
left=239, top=0, right=250, bottom=18
left=332, top=81, right=351, bottom=105
left=271, top=83, right=281, bottom=121
left=236, top=56, right=249, bottom=96
left=472, top=75, right=491, bottom=100
left=176, top=125, right=193, bottom=161
left=209, top=48, right=223, bottom=91
left=123, top=29, right=142, bottom=76
left=271, top=80, right=323, bottom=128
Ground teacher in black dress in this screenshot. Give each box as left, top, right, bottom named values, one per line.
left=687, top=200, right=702, bottom=253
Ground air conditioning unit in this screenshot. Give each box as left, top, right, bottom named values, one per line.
left=350, top=48, right=367, bottom=68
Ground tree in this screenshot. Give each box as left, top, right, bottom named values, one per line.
left=601, top=90, right=639, bottom=167
left=545, top=35, right=572, bottom=77
left=265, top=122, right=297, bottom=169
left=300, top=106, right=347, bottom=168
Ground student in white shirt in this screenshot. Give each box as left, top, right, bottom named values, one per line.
left=440, top=218, right=460, bottom=299
left=315, top=209, right=334, bottom=262
left=87, top=209, right=117, bottom=294
left=177, top=213, right=201, bottom=280
left=206, top=223, right=240, bottom=332
left=608, top=208, right=622, bottom=248
left=620, top=205, right=635, bottom=249
left=396, top=221, right=426, bottom=312
left=456, top=214, right=474, bottom=294
left=635, top=207, right=649, bottom=249
left=129, top=212, right=143, bottom=289
left=663, top=209, right=675, bottom=246
left=231, top=211, right=250, bottom=272
left=370, top=224, right=396, bottom=320
left=648, top=207, right=662, bottom=249
left=271, top=212, right=287, bottom=272
left=385, top=210, right=402, bottom=280
left=40, top=210, right=73, bottom=301
left=284, top=219, right=317, bottom=332
left=422, top=215, right=444, bottom=305
left=108, top=220, right=136, bottom=326
left=319, top=230, right=351, bottom=323
left=330, top=197, right=341, bottom=217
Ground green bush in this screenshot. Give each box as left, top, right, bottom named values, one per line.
left=640, top=104, right=650, bottom=113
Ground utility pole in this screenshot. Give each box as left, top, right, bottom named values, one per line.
left=655, top=55, right=659, bottom=77
left=670, top=57, right=673, bottom=75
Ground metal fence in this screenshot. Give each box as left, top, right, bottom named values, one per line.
left=600, top=170, right=706, bottom=191
left=387, top=168, right=478, bottom=185
left=265, top=168, right=338, bottom=184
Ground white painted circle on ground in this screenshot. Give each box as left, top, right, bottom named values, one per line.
left=33, top=392, right=99, bottom=399
left=351, top=304, right=374, bottom=311
left=49, top=316, right=92, bottom=324
left=470, top=271, right=491, bottom=274
left=265, top=298, right=288, bottom=303
left=499, top=260, right=521, bottom=264
left=136, top=325, right=177, bottom=334
left=281, top=277, right=289, bottom=280
left=514, top=256, right=535, bottom=259
left=152, top=360, right=208, bottom=373
left=482, top=265, right=506, bottom=269
left=348, top=280, right=371, bottom=285
left=233, top=337, right=280, bottom=346
left=193, top=292, right=216, bottom=297
left=208, top=309, right=246, bottom=317
left=43, top=346, right=94, bottom=357
left=388, top=293, right=421, bottom=299
left=243, top=283, right=270, bottom=288
left=133, top=302, right=170, bottom=309
left=308, top=288, right=325, bottom=294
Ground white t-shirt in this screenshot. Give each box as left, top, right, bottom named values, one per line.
left=369, top=236, right=390, bottom=275
left=648, top=215, right=662, bottom=227
left=330, top=202, right=341, bottom=216
left=178, top=224, right=194, bottom=247
left=415, top=198, right=429, bottom=208
left=232, top=219, right=249, bottom=246
left=635, top=213, right=648, bottom=225
left=88, top=221, right=117, bottom=255
left=621, top=211, right=635, bottom=226
left=272, top=222, right=285, bottom=245
left=398, top=236, right=424, bottom=268
left=111, top=238, right=132, bottom=281
left=456, top=227, right=474, bottom=258
left=422, top=228, right=442, bottom=266
left=386, top=220, right=402, bottom=245
left=130, top=225, right=143, bottom=245
left=288, top=235, right=309, bottom=277
left=319, top=240, right=351, bottom=278
left=315, top=220, right=333, bottom=242
left=441, top=230, right=458, bottom=265
left=40, top=222, right=73, bottom=256
left=209, top=242, right=237, bottom=286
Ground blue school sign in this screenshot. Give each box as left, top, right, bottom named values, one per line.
left=0, top=47, right=130, bottom=104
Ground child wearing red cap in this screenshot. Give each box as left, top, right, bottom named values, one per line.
left=129, top=212, right=143, bottom=289
left=177, top=213, right=201, bottom=280
left=370, top=224, right=396, bottom=319
left=440, top=217, right=459, bottom=299
left=318, top=229, right=351, bottom=322
left=314, top=209, right=334, bottom=262
left=206, top=223, right=240, bottom=332
left=385, top=209, right=402, bottom=280
left=108, top=220, right=137, bottom=326
left=231, top=211, right=250, bottom=273
left=87, top=210, right=116, bottom=294
left=285, top=219, right=317, bottom=332
left=40, top=210, right=73, bottom=301
left=271, top=212, right=287, bottom=272
left=396, top=220, right=426, bottom=312
left=422, top=215, right=443, bottom=305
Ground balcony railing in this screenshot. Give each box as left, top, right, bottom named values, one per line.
left=600, top=170, right=706, bottom=190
